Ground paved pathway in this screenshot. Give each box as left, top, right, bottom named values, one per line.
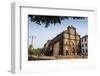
left=28, top=55, right=87, bottom=61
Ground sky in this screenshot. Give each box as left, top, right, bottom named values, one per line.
left=28, top=15, right=88, bottom=49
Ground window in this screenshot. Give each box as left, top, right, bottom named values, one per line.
left=66, top=42, right=68, bottom=45
left=82, top=49, right=84, bottom=53
left=86, top=49, right=88, bottom=53
left=85, top=38, right=87, bottom=41
left=81, top=44, right=84, bottom=47
left=85, top=43, right=87, bottom=47
left=72, top=43, right=74, bottom=46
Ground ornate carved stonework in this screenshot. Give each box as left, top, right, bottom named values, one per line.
left=43, top=25, right=81, bottom=56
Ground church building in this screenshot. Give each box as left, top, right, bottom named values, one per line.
left=43, top=25, right=81, bottom=56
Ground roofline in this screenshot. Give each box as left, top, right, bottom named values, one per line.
left=81, top=35, right=88, bottom=39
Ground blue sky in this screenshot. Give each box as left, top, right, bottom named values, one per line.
left=28, top=16, right=88, bottom=49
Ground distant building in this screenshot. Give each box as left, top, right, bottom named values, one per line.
left=81, top=35, right=88, bottom=55
left=43, top=25, right=81, bottom=56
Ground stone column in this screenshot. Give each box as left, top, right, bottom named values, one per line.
left=53, top=42, right=59, bottom=57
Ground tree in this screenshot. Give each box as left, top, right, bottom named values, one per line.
left=28, top=45, right=33, bottom=56
left=29, top=15, right=85, bottom=27
left=29, top=48, right=42, bottom=56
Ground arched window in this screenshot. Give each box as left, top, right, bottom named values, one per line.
left=66, top=42, right=68, bottom=45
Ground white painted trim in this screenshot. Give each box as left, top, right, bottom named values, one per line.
left=11, top=2, right=97, bottom=74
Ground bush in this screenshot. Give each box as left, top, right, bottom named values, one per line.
left=28, top=46, right=42, bottom=56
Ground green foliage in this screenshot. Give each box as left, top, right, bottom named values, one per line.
left=28, top=46, right=42, bottom=56
left=28, top=45, right=33, bottom=55
left=29, top=15, right=85, bottom=27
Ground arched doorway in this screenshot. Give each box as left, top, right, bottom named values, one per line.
left=72, top=47, right=75, bottom=54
